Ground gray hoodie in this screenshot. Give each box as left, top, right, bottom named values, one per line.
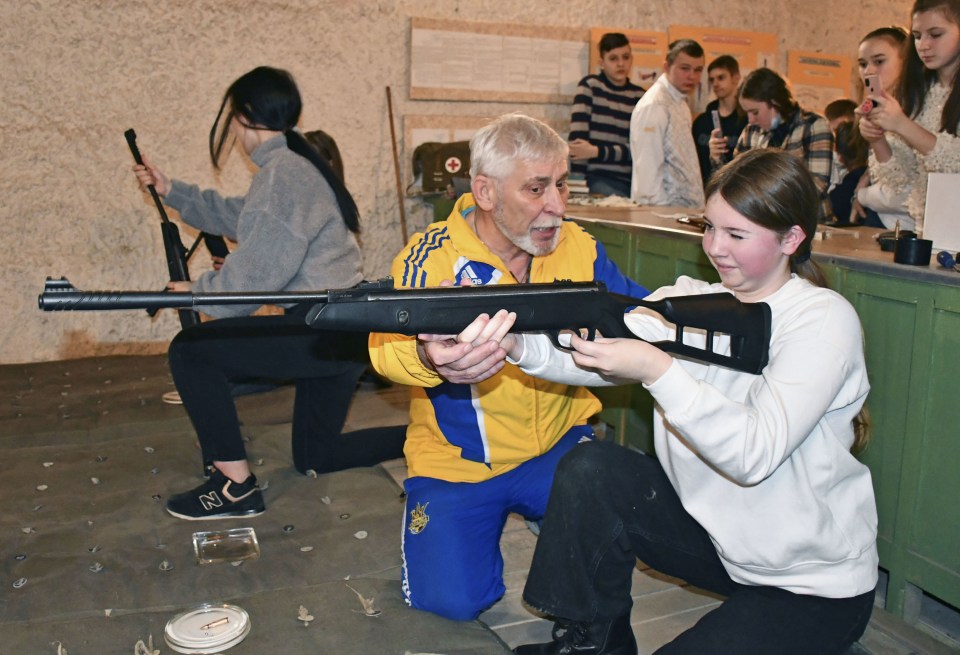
left=164, top=134, right=363, bottom=318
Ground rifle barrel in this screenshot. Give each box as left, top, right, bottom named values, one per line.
left=38, top=280, right=329, bottom=311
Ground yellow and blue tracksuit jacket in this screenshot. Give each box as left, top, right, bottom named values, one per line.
left=368, top=193, right=648, bottom=483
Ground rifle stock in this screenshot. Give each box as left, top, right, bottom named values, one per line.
left=39, top=277, right=771, bottom=374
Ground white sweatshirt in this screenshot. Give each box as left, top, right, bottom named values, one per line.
left=514, top=275, right=878, bottom=598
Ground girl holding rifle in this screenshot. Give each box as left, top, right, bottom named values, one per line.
left=133, top=66, right=405, bottom=520
left=449, top=149, right=877, bottom=654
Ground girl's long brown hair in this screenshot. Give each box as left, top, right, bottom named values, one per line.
left=706, top=150, right=871, bottom=453
left=898, top=0, right=960, bottom=134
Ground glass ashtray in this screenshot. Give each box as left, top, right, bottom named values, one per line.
left=192, top=527, right=260, bottom=565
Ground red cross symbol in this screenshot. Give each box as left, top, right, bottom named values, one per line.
left=444, top=157, right=462, bottom=174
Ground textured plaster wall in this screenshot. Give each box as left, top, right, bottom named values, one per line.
left=2, top=0, right=910, bottom=363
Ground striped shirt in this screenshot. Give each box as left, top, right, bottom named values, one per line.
left=570, top=72, right=645, bottom=189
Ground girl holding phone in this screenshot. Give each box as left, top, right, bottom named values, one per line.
left=853, top=26, right=912, bottom=228
left=859, top=0, right=960, bottom=234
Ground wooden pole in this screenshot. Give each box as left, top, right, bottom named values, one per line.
left=385, top=86, right=408, bottom=246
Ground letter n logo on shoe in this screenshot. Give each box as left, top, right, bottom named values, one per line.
left=199, top=491, right=223, bottom=511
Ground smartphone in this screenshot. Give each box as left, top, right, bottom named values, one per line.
left=863, top=74, right=881, bottom=111
left=711, top=110, right=723, bottom=136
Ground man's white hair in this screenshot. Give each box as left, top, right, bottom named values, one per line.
left=469, top=113, right=569, bottom=181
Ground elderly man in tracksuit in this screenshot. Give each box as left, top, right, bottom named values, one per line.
left=369, top=113, right=649, bottom=621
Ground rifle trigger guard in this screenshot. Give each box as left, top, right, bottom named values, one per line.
left=548, top=330, right=569, bottom=352
left=549, top=327, right=593, bottom=352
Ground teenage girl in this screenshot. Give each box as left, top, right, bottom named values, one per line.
left=853, top=26, right=912, bottom=228
left=859, top=0, right=960, bottom=234
left=133, top=66, right=406, bottom=521
left=450, top=149, right=878, bottom=655
left=710, top=68, right=836, bottom=222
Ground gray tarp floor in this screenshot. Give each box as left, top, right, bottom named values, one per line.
left=0, top=355, right=510, bottom=654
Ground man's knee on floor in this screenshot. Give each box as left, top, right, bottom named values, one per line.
left=408, top=587, right=498, bottom=622
left=404, top=558, right=504, bottom=622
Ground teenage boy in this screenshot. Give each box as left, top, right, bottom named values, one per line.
left=569, top=33, right=646, bottom=197
left=629, top=39, right=706, bottom=207
left=692, top=55, right=747, bottom=185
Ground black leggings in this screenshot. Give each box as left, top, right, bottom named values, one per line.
left=167, top=310, right=406, bottom=474
left=523, top=441, right=875, bottom=655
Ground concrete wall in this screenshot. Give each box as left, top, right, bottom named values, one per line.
left=2, top=0, right=910, bottom=363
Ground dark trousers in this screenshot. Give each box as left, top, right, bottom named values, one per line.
left=167, top=309, right=406, bottom=474
left=522, top=441, right=875, bottom=655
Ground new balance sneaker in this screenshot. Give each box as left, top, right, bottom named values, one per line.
left=165, top=469, right=265, bottom=520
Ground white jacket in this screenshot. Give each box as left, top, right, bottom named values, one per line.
left=514, top=275, right=878, bottom=598
left=629, top=75, right=704, bottom=208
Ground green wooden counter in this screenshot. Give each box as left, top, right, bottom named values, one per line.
left=567, top=205, right=960, bottom=625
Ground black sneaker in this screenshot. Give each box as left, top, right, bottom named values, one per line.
left=513, top=613, right=637, bottom=654
left=165, top=469, right=265, bottom=520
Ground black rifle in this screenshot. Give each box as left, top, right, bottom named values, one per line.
left=39, top=277, right=771, bottom=374
left=126, top=129, right=230, bottom=327
left=124, top=128, right=200, bottom=329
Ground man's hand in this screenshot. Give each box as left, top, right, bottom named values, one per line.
left=415, top=280, right=519, bottom=385
left=568, top=138, right=599, bottom=161
left=417, top=328, right=509, bottom=385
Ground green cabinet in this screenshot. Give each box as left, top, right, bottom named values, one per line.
left=581, top=223, right=652, bottom=452
left=578, top=219, right=960, bottom=624
left=839, top=266, right=960, bottom=620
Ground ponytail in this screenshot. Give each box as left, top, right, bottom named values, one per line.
left=208, top=67, right=362, bottom=234
left=285, top=129, right=360, bottom=234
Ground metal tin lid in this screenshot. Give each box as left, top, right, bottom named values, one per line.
left=164, top=603, right=251, bottom=654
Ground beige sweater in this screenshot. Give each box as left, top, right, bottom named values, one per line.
left=871, top=82, right=960, bottom=235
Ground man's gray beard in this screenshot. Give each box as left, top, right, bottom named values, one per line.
left=492, top=202, right=560, bottom=257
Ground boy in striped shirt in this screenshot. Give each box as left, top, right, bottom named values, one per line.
left=569, top=33, right=645, bottom=197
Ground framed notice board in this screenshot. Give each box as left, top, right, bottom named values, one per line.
left=409, top=17, right=589, bottom=103
left=787, top=50, right=855, bottom=114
